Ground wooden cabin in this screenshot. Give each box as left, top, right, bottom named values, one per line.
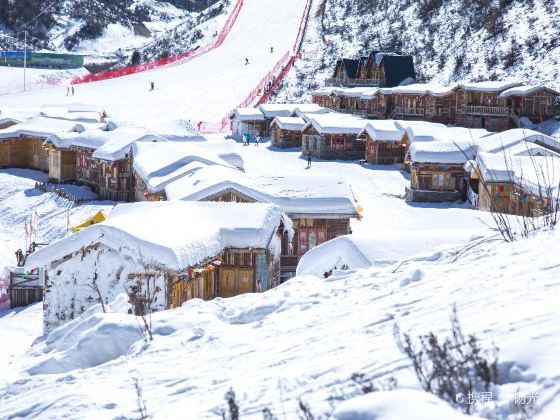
left=474, top=151, right=560, bottom=217
left=258, top=104, right=297, bottom=134
left=406, top=140, right=476, bottom=202
left=326, top=51, right=416, bottom=88
left=499, top=85, right=559, bottom=124
left=0, top=136, right=49, bottom=171
left=163, top=167, right=359, bottom=282
left=232, top=108, right=268, bottom=138
left=455, top=81, right=521, bottom=131
left=358, top=121, right=406, bottom=164
left=301, top=114, right=366, bottom=160
left=270, top=117, right=306, bottom=148
left=382, top=84, right=457, bottom=125
left=24, top=201, right=284, bottom=333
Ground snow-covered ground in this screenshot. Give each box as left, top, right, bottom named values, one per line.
left=0, top=0, right=308, bottom=129
left=0, top=66, right=88, bottom=95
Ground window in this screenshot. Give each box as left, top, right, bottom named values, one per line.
left=331, top=137, right=345, bottom=150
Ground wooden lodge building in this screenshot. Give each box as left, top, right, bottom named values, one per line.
left=473, top=151, right=560, bottom=217
left=232, top=108, right=268, bottom=138
left=0, top=116, right=89, bottom=173
left=301, top=114, right=367, bottom=160
left=24, top=201, right=285, bottom=333
left=163, top=166, right=360, bottom=281
left=270, top=116, right=306, bottom=148
left=326, top=51, right=416, bottom=88
left=358, top=121, right=407, bottom=164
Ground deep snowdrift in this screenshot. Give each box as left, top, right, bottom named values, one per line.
left=1, top=226, right=559, bottom=418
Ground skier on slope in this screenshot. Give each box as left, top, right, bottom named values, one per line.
left=245, top=58, right=249, bottom=65
left=270, top=46, right=274, bottom=53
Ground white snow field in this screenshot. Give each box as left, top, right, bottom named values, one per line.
left=0, top=209, right=559, bottom=418
left=0, top=0, right=308, bottom=129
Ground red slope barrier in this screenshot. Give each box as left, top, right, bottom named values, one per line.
left=198, top=0, right=312, bottom=133
left=70, top=0, right=244, bottom=85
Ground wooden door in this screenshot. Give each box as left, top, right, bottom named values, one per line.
left=220, top=268, right=236, bottom=298
left=237, top=268, right=254, bottom=294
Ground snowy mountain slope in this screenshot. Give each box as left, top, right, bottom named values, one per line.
left=0, top=217, right=559, bottom=418
left=0, top=0, right=220, bottom=53
left=0, top=0, right=308, bottom=129
left=274, top=0, right=560, bottom=103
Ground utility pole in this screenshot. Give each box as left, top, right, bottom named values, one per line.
left=23, top=29, right=27, bottom=91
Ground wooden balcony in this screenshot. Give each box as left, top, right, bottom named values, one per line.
left=325, top=77, right=384, bottom=87
left=465, top=105, right=509, bottom=117
left=394, top=107, right=425, bottom=117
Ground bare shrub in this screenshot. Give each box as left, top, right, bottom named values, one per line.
left=394, top=306, right=498, bottom=414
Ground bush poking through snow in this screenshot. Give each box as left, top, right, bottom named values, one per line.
left=394, top=306, right=499, bottom=414
left=134, top=376, right=148, bottom=420
left=221, top=388, right=240, bottom=420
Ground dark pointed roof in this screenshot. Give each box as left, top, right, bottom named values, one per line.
left=379, top=55, right=416, bottom=87
left=341, top=58, right=360, bottom=79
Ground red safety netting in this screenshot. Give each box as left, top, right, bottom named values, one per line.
left=199, top=0, right=312, bottom=133
left=70, top=0, right=244, bottom=85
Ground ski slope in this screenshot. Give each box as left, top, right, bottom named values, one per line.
left=0, top=0, right=308, bottom=129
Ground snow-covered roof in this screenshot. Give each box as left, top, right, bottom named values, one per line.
left=0, top=116, right=93, bottom=140
left=499, top=85, right=560, bottom=98
left=459, top=81, right=522, bottom=92
left=380, top=83, right=456, bottom=97
left=258, top=104, right=298, bottom=118
left=270, top=116, right=306, bottom=131
left=41, top=102, right=106, bottom=114
left=291, top=104, right=330, bottom=118
left=165, top=166, right=359, bottom=217
left=132, top=141, right=236, bottom=193
left=310, top=87, right=335, bottom=96
left=359, top=88, right=380, bottom=99
left=304, top=113, right=368, bottom=135
left=359, top=120, right=402, bottom=142
left=25, top=201, right=283, bottom=271
left=405, top=126, right=491, bottom=144
left=40, top=109, right=104, bottom=124
left=233, top=108, right=266, bottom=121
left=477, top=152, right=560, bottom=198
left=476, top=129, right=560, bottom=154
left=393, top=120, right=446, bottom=132
left=332, top=87, right=378, bottom=98
left=48, top=124, right=168, bottom=161
left=0, top=117, right=22, bottom=126
left=410, top=139, right=477, bottom=164
left=409, top=128, right=560, bottom=164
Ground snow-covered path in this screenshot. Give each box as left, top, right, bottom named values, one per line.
left=0, top=0, right=307, bottom=128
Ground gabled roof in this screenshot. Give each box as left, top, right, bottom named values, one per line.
left=258, top=104, right=298, bottom=118
left=48, top=123, right=167, bottom=161
left=270, top=116, right=306, bottom=131
left=290, top=104, right=331, bottom=119
left=132, top=141, right=236, bottom=193
left=380, top=83, right=456, bottom=97
left=499, top=85, right=560, bottom=98
left=379, top=55, right=416, bottom=87
left=303, top=113, right=369, bottom=135
left=359, top=120, right=402, bottom=142
left=336, top=58, right=360, bottom=79
left=0, top=116, right=97, bottom=140
left=233, top=108, right=266, bottom=121
left=165, top=165, right=359, bottom=217
left=25, top=202, right=284, bottom=271
left=459, top=81, right=522, bottom=92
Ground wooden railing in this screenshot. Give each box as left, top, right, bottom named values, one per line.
left=465, top=105, right=509, bottom=116
left=35, top=182, right=97, bottom=204
left=335, top=108, right=369, bottom=117
left=325, top=77, right=384, bottom=87
left=394, top=107, right=425, bottom=117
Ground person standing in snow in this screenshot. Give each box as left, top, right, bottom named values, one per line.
left=255, top=135, right=260, bottom=146
left=245, top=58, right=249, bottom=65
left=306, top=150, right=312, bottom=168
left=150, top=81, right=155, bottom=91
left=66, top=87, right=69, bottom=96
left=71, top=86, right=75, bottom=96
left=270, top=46, right=274, bottom=53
